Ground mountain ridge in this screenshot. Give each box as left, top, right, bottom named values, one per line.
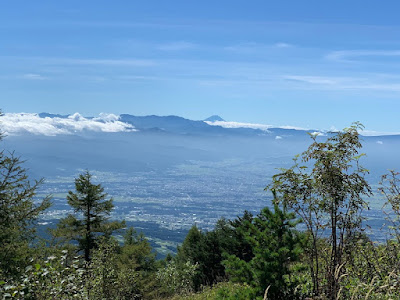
left=0, top=112, right=322, bottom=138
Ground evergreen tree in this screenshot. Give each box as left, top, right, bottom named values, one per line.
left=0, top=113, right=51, bottom=277
left=119, top=227, right=156, bottom=272
left=54, top=171, right=125, bottom=261
left=176, top=225, right=206, bottom=290
left=226, top=211, right=254, bottom=262
left=116, top=227, right=158, bottom=298
left=223, top=202, right=305, bottom=299
left=0, top=151, right=51, bottom=277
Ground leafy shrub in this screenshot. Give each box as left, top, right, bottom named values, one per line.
left=0, top=250, right=86, bottom=299
left=168, top=282, right=256, bottom=300
left=156, top=260, right=198, bottom=296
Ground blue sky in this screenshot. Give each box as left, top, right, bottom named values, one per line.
left=1, top=0, right=400, bottom=132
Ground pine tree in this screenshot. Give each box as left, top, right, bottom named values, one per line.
left=0, top=113, right=51, bottom=276
left=54, top=171, right=125, bottom=261
left=223, top=201, right=304, bottom=299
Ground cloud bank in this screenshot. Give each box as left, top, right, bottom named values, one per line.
left=0, top=113, right=136, bottom=136
left=205, top=120, right=307, bottom=131
left=205, top=120, right=272, bottom=131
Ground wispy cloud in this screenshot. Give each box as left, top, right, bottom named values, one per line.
left=59, top=58, right=156, bottom=67
left=206, top=120, right=400, bottom=136
left=283, top=74, right=400, bottom=92
left=284, top=75, right=338, bottom=85
left=326, top=50, right=400, bottom=62
left=6, top=54, right=400, bottom=94
left=21, top=73, right=47, bottom=80
left=224, top=42, right=294, bottom=53
left=158, top=41, right=196, bottom=51
left=118, top=75, right=160, bottom=81
left=0, top=113, right=136, bottom=136
left=0, top=56, right=157, bottom=68
left=274, top=42, right=293, bottom=48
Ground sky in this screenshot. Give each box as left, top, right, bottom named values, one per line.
left=1, top=0, right=400, bottom=132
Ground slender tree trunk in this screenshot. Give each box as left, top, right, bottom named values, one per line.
left=313, top=234, right=320, bottom=296
left=85, top=205, right=91, bottom=262
left=330, top=201, right=338, bottom=300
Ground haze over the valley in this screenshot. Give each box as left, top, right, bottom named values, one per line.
left=1, top=112, right=399, bottom=254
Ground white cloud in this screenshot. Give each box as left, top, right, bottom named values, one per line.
left=275, top=136, right=283, bottom=140
left=0, top=113, right=136, bottom=136
left=93, top=113, right=120, bottom=122
left=205, top=120, right=271, bottom=131
left=377, top=140, right=384, bottom=145
left=205, top=120, right=307, bottom=131
left=277, top=125, right=309, bottom=130
left=361, top=130, right=400, bottom=136
left=329, top=126, right=339, bottom=132
left=310, top=131, right=326, bottom=137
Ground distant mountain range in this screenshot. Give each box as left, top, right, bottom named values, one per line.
left=119, top=114, right=273, bottom=137
left=1, top=112, right=397, bottom=140
left=35, top=112, right=316, bottom=139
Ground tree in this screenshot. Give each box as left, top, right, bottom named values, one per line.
left=0, top=112, right=51, bottom=277
left=270, top=123, right=372, bottom=299
left=116, top=227, right=158, bottom=298
left=54, top=171, right=125, bottom=261
left=379, top=170, right=400, bottom=242
left=225, top=211, right=254, bottom=263
left=223, top=201, right=305, bottom=299
left=119, top=227, right=156, bottom=272
left=176, top=225, right=207, bottom=290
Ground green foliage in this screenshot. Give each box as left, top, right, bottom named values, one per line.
left=82, top=233, right=158, bottom=299
left=175, top=225, right=225, bottom=290
left=167, top=282, right=256, bottom=300
left=223, top=203, right=305, bottom=299
left=1, top=237, right=157, bottom=300
left=0, top=250, right=86, bottom=299
left=5, top=118, right=400, bottom=299
left=156, top=259, right=198, bottom=296
left=340, top=236, right=400, bottom=299
left=175, top=225, right=207, bottom=290
left=117, top=228, right=158, bottom=298
left=270, top=123, right=372, bottom=299
left=53, top=171, right=125, bottom=261
left=174, top=212, right=256, bottom=291
left=85, top=238, right=144, bottom=299
left=214, top=212, right=255, bottom=265
left=0, top=149, right=51, bottom=277
left=380, top=170, right=400, bottom=242
left=119, top=227, right=156, bottom=272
